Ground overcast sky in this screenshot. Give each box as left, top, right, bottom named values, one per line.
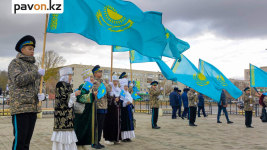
left=0, top=0, right=267, bottom=80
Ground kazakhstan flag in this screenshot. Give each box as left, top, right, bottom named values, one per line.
left=47, top=0, right=166, bottom=59
left=113, top=28, right=190, bottom=60
left=250, top=64, right=267, bottom=87
left=120, top=90, right=126, bottom=98
left=172, top=55, right=221, bottom=101
left=82, top=81, right=93, bottom=91
left=131, top=91, right=141, bottom=100
left=199, top=59, right=242, bottom=99
left=130, top=50, right=155, bottom=63
left=97, top=83, right=106, bottom=99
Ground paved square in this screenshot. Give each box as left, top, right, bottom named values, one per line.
left=0, top=113, right=266, bottom=150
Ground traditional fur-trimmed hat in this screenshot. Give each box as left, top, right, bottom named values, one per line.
left=59, top=67, right=73, bottom=77
left=92, top=65, right=102, bottom=74
left=151, top=81, right=159, bottom=86
left=15, top=35, right=36, bottom=52
left=119, top=72, right=127, bottom=79
left=81, top=69, right=93, bottom=80
left=112, top=75, right=119, bottom=81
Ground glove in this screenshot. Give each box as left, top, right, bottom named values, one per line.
left=38, top=69, right=45, bottom=76
left=194, top=93, right=198, bottom=95
left=130, top=83, right=133, bottom=87
left=38, top=93, right=45, bottom=101
left=194, top=102, right=197, bottom=105
left=249, top=96, right=252, bottom=99
left=160, top=87, right=164, bottom=90
left=250, top=104, right=253, bottom=107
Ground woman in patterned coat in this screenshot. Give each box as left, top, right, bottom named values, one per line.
left=51, top=67, right=81, bottom=150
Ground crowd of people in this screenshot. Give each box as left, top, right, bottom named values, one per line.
left=7, top=35, right=267, bottom=150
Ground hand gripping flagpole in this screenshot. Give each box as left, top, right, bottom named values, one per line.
left=38, top=14, right=49, bottom=119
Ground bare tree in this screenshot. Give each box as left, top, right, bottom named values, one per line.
left=36, top=50, right=66, bottom=70
left=0, top=71, right=8, bottom=91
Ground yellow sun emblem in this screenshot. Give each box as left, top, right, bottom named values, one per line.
left=165, top=28, right=170, bottom=39
left=193, top=73, right=209, bottom=86
left=102, top=89, right=105, bottom=94
left=96, top=5, right=134, bottom=32
left=115, top=46, right=121, bottom=50
left=216, top=75, right=228, bottom=86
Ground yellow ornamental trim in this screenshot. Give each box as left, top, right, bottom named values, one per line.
left=130, top=50, right=135, bottom=62
left=50, top=14, right=59, bottom=30
left=96, top=5, right=134, bottom=32
left=115, top=46, right=121, bottom=50
left=251, top=65, right=255, bottom=86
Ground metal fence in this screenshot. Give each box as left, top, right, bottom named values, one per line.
left=0, top=96, right=264, bottom=117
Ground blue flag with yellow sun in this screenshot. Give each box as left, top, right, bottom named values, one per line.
left=131, top=91, right=141, bottom=100
left=250, top=64, right=267, bottom=87
left=113, top=28, right=190, bottom=60
left=120, top=90, right=126, bottom=98
left=47, top=0, right=167, bottom=59
left=82, top=81, right=93, bottom=91
left=97, top=83, right=106, bottom=99
left=172, top=55, right=221, bottom=101
left=130, top=50, right=155, bottom=63
left=199, top=59, right=242, bottom=99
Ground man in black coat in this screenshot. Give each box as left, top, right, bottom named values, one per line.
left=169, top=87, right=179, bottom=119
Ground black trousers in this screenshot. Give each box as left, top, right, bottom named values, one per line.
left=151, top=108, right=159, bottom=127
left=189, top=107, right=197, bottom=125
left=12, top=113, right=37, bottom=150
left=97, top=113, right=106, bottom=143
left=245, top=111, right=252, bottom=126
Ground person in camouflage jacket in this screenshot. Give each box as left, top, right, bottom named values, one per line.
left=243, top=87, right=255, bottom=128
left=188, top=88, right=198, bottom=126
left=91, top=65, right=111, bottom=148
left=8, top=35, right=46, bottom=150
left=149, top=81, right=163, bottom=129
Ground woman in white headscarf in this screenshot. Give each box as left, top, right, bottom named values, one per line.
left=51, top=67, right=81, bottom=150
left=119, top=78, right=135, bottom=142
left=103, top=75, right=122, bottom=144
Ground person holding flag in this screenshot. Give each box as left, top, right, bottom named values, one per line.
left=74, top=69, right=99, bottom=150
left=243, top=87, right=255, bottom=128
left=119, top=77, right=135, bottom=142
left=188, top=87, right=198, bottom=126
left=92, top=65, right=111, bottom=149
left=103, top=75, right=122, bottom=144
left=8, top=35, right=46, bottom=150
left=149, top=81, right=163, bottom=129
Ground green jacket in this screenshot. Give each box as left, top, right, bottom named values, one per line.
left=8, top=53, right=42, bottom=115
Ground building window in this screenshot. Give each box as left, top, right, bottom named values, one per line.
left=133, top=73, right=135, bottom=75
left=136, top=73, right=138, bottom=76
left=119, top=72, right=121, bottom=74
left=140, top=78, right=143, bottom=81
left=141, top=88, right=142, bottom=91
left=128, top=73, right=130, bottom=75
left=140, top=74, right=143, bottom=76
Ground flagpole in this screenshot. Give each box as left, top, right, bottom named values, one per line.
left=111, top=46, right=113, bottom=81
left=249, top=64, right=252, bottom=110
left=38, top=13, right=49, bottom=119
left=129, top=51, right=133, bottom=82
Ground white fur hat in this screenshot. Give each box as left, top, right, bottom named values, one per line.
left=59, top=67, right=73, bottom=77
left=119, top=78, right=128, bottom=88
left=112, top=75, right=119, bottom=81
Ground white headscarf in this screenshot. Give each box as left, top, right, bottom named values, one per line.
left=119, top=78, right=128, bottom=90
left=59, top=75, right=70, bottom=83
left=109, top=81, right=121, bottom=97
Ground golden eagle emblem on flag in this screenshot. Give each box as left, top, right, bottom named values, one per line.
left=96, top=5, right=134, bottom=32
left=193, top=73, right=209, bottom=86
left=216, top=75, right=228, bottom=86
